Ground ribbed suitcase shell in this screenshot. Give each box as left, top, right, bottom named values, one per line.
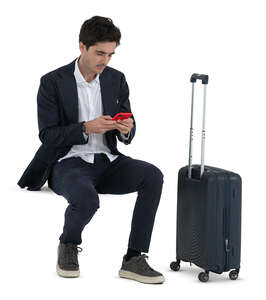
left=176, top=164, right=242, bottom=274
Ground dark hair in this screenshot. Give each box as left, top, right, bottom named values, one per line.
left=79, top=16, right=121, bottom=50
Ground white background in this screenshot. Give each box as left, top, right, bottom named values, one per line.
left=1, top=0, right=265, bottom=298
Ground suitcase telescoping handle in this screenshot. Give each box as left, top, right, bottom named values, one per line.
left=190, top=73, right=209, bottom=84
left=188, top=73, right=209, bottom=179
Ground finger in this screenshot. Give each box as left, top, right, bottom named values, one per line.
left=103, top=115, right=112, bottom=120
left=104, top=120, right=117, bottom=125
left=116, top=122, right=129, bottom=129
left=119, top=118, right=133, bottom=124
left=118, top=120, right=133, bottom=129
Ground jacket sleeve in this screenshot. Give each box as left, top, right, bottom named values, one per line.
left=115, top=73, right=136, bottom=145
left=37, top=76, right=88, bottom=148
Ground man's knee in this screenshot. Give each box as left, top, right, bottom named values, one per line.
left=145, top=164, right=164, bottom=185
left=64, top=181, right=100, bottom=219
left=78, top=198, right=99, bottom=220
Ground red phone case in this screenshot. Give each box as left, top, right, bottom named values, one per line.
left=112, top=112, right=132, bottom=121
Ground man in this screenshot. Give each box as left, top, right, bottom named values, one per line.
left=17, top=16, right=165, bottom=284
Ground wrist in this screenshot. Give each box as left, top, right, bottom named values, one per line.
left=83, top=122, right=88, bottom=135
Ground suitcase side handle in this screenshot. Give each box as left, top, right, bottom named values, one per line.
left=190, top=73, right=209, bottom=85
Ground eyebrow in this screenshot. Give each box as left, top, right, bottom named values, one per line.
left=95, top=50, right=115, bottom=55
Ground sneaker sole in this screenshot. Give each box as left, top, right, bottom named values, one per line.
left=119, top=269, right=165, bottom=284
left=56, top=246, right=80, bottom=278
left=56, top=263, right=80, bottom=278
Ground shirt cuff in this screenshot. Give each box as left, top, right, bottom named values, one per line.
left=83, top=132, right=89, bottom=141
left=120, top=130, right=130, bottom=140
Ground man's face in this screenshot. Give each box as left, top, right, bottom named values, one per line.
left=79, top=41, right=117, bottom=75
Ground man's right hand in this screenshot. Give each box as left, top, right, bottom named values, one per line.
left=83, top=115, right=118, bottom=135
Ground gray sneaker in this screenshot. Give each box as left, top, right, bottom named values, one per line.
left=119, top=254, right=165, bottom=284
left=56, top=242, right=83, bottom=278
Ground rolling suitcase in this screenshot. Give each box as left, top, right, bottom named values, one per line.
left=170, top=74, right=242, bottom=282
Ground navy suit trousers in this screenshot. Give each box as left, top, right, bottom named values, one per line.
left=48, top=153, right=164, bottom=253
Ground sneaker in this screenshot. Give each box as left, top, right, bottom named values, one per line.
left=119, top=254, right=165, bottom=284
left=56, top=242, right=83, bottom=278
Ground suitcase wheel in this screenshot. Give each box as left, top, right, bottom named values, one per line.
left=229, top=269, right=239, bottom=280
left=170, top=260, right=180, bottom=271
left=198, top=271, right=209, bottom=282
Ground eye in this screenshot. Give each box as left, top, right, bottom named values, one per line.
left=96, top=53, right=113, bottom=57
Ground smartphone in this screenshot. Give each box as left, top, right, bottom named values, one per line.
left=112, top=112, right=132, bottom=121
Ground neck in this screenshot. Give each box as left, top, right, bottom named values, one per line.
left=78, top=56, right=97, bottom=83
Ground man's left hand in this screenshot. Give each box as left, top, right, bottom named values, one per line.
left=115, top=117, right=134, bottom=135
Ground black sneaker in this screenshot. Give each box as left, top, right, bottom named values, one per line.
left=56, top=242, right=83, bottom=278
left=119, top=254, right=165, bottom=284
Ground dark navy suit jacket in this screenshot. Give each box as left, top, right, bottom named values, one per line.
left=17, top=58, right=136, bottom=191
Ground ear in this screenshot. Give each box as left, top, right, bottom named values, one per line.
left=79, top=42, right=86, bottom=53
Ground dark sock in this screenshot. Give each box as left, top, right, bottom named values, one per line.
left=125, top=248, right=141, bottom=261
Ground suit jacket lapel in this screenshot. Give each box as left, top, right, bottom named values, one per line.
left=99, top=70, right=116, bottom=117
left=57, top=57, right=117, bottom=123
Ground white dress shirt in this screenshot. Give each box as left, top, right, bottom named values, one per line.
left=57, top=57, right=129, bottom=164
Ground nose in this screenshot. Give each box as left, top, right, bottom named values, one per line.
left=102, top=55, right=111, bottom=65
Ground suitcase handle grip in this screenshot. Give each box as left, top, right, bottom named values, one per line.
left=190, top=73, right=209, bottom=84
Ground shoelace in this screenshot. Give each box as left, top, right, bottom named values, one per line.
left=64, top=244, right=83, bottom=266
left=136, top=254, right=155, bottom=272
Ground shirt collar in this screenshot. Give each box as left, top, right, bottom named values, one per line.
left=74, top=56, right=100, bottom=86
